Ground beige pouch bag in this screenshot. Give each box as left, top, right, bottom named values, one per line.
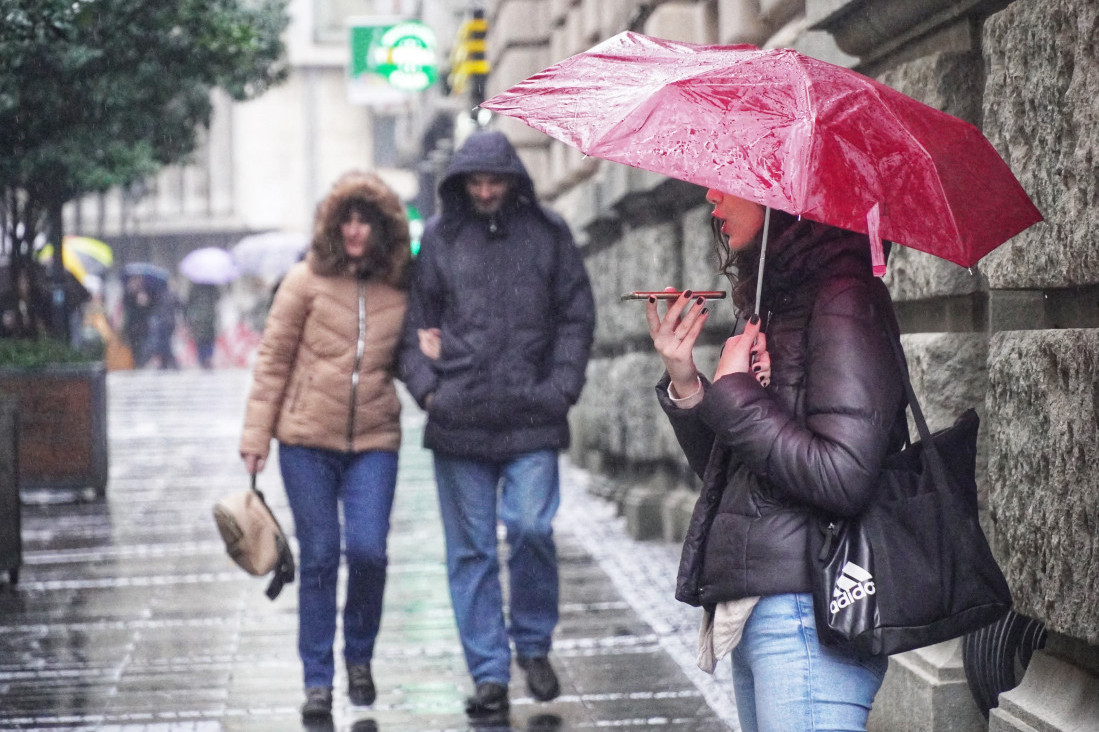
left=213, top=475, right=295, bottom=599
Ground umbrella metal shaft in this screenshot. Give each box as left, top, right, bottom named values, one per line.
left=755, top=207, right=772, bottom=317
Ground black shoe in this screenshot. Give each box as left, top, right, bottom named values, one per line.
left=348, top=662, right=376, bottom=706
left=301, top=686, right=333, bottom=720
left=465, top=681, right=510, bottom=716
left=518, top=656, right=560, bottom=702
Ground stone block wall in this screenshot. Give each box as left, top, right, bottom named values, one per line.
left=987, top=329, right=1099, bottom=644
left=981, top=1, right=1099, bottom=291
left=484, top=0, right=1099, bottom=729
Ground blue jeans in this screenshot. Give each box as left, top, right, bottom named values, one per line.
left=279, top=444, right=398, bottom=689
left=433, top=450, right=560, bottom=685
left=731, top=593, right=888, bottom=732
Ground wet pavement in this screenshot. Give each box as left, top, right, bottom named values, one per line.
left=0, top=369, right=738, bottom=731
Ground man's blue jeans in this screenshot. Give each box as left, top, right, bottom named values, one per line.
left=731, top=593, right=888, bottom=732
left=279, top=444, right=398, bottom=689
left=433, top=449, right=560, bottom=685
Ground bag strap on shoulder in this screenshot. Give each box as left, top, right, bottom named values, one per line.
left=886, top=334, right=952, bottom=489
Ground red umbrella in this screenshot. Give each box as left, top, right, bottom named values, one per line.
left=481, top=32, right=1042, bottom=273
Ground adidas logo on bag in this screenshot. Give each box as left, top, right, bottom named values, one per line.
left=830, top=561, right=876, bottom=614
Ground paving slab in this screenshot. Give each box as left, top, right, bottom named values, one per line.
left=0, top=369, right=738, bottom=731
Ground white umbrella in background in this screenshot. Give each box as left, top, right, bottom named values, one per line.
left=179, top=247, right=240, bottom=285
left=231, top=232, right=310, bottom=287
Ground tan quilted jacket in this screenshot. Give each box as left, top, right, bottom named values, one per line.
left=240, top=171, right=410, bottom=459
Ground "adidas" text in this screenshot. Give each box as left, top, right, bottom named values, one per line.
left=830, top=561, right=876, bottom=615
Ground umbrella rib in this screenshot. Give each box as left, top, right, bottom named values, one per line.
left=585, top=66, right=705, bottom=156
left=816, top=63, right=961, bottom=250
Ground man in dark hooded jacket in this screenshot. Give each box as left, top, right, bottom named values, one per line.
left=400, top=130, right=595, bottom=717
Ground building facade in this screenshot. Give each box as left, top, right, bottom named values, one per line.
left=65, top=0, right=444, bottom=269
left=472, top=1, right=1099, bottom=731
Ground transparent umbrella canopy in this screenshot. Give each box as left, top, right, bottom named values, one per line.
left=231, top=232, right=310, bottom=287
left=481, top=31, right=1043, bottom=274
left=179, top=247, right=240, bottom=285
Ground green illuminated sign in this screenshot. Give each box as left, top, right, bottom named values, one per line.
left=350, top=20, right=438, bottom=93
left=407, top=205, right=423, bottom=256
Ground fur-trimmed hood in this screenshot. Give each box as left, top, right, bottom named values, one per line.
left=308, top=170, right=411, bottom=288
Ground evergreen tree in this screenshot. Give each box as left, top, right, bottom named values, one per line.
left=0, top=0, right=290, bottom=338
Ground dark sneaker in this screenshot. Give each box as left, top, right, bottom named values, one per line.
left=301, top=686, right=333, bottom=720
left=347, top=662, right=376, bottom=706
left=465, top=681, right=510, bottom=717
left=518, top=656, right=560, bottom=702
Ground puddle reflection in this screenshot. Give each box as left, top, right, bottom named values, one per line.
left=297, top=711, right=562, bottom=732
left=469, top=712, right=562, bottom=732
left=349, top=720, right=378, bottom=732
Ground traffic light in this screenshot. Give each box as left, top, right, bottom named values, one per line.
left=448, top=9, right=489, bottom=104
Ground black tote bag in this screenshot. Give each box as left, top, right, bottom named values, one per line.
left=810, top=338, right=1012, bottom=657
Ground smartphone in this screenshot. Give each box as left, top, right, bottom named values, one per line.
left=620, top=290, right=727, bottom=301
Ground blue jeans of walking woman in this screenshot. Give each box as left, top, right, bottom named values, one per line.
left=433, top=449, right=560, bottom=686
left=732, top=593, right=888, bottom=732
left=279, top=444, right=398, bottom=689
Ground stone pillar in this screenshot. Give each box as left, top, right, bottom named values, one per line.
left=978, top=0, right=1099, bottom=728
left=990, top=651, right=1099, bottom=731
left=987, top=329, right=1099, bottom=643
left=870, top=642, right=986, bottom=732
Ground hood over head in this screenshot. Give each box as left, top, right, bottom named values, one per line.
left=309, top=170, right=411, bottom=288
left=437, top=130, right=537, bottom=223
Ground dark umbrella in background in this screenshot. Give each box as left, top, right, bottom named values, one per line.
left=121, top=262, right=171, bottom=293
left=481, top=31, right=1042, bottom=304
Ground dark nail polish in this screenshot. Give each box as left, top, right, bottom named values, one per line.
left=753, top=365, right=762, bottom=373
left=749, top=313, right=760, bottom=325
left=683, top=290, right=693, bottom=299
left=701, top=307, right=709, bottom=315
left=648, top=296, right=656, bottom=303
left=696, top=296, right=705, bottom=305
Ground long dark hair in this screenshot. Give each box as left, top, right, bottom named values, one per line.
left=711, top=208, right=800, bottom=313
left=310, top=170, right=411, bottom=288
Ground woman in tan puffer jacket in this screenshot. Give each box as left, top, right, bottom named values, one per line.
left=239, top=170, right=409, bottom=721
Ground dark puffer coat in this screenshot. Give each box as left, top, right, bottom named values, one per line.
left=399, top=131, right=595, bottom=459
left=665, top=220, right=909, bottom=608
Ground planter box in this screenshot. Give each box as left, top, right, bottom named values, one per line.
left=0, top=397, right=19, bottom=583
left=0, top=362, right=108, bottom=498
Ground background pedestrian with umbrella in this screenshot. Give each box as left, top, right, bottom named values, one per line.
left=36, top=235, right=114, bottom=285
left=483, top=31, right=1042, bottom=732
left=120, top=262, right=177, bottom=369
left=179, top=247, right=239, bottom=369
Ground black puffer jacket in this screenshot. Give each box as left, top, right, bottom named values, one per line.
left=665, top=220, right=908, bottom=607
left=400, top=131, right=595, bottom=459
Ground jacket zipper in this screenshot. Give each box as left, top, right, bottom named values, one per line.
left=346, top=281, right=366, bottom=450
left=818, top=520, right=839, bottom=561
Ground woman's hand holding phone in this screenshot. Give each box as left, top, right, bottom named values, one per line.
left=644, top=287, right=710, bottom=398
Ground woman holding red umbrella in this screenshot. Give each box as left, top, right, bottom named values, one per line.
left=478, top=29, right=1039, bottom=731
left=645, top=190, right=909, bottom=731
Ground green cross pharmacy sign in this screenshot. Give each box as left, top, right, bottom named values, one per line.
left=349, top=19, right=438, bottom=100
